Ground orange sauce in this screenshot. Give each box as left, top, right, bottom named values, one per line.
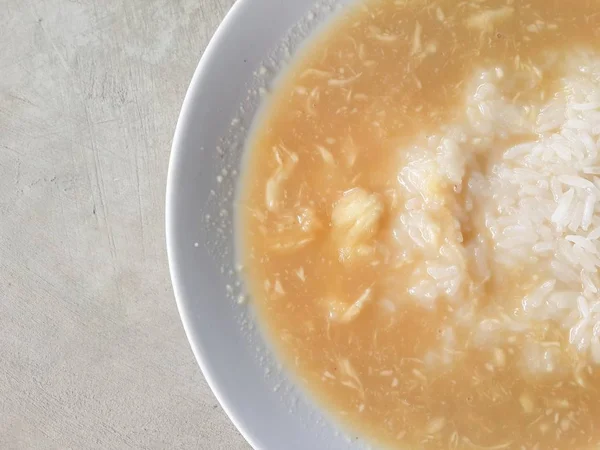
left=239, top=1, right=600, bottom=448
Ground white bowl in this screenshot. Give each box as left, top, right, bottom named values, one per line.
left=166, top=0, right=366, bottom=449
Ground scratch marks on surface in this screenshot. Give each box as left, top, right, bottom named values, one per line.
left=37, top=19, right=71, bottom=74
left=1, top=143, right=25, bottom=160
left=14, top=161, right=21, bottom=186
left=133, top=101, right=147, bottom=258
left=24, top=0, right=72, bottom=75
left=7, top=93, right=37, bottom=108
left=82, top=104, right=118, bottom=261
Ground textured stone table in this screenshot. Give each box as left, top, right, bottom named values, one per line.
left=1, top=0, right=249, bottom=448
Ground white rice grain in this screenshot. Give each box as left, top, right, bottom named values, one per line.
left=551, top=188, right=575, bottom=225
left=390, top=53, right=600, bottom=369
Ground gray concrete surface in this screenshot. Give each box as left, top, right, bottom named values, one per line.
left=0, top=0, right=250, bottom=448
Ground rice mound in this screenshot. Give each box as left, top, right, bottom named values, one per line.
left=392, top=51, right=600, bottom=373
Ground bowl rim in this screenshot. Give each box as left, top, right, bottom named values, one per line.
left=165, top=1, right=259, bottom=448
